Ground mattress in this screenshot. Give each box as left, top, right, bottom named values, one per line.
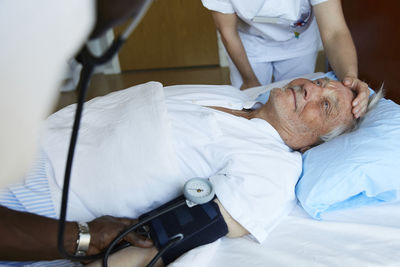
left=171, top=202, right=400, bottom=267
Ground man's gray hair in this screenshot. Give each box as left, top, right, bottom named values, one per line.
left=319, top=86, right=384, bottom=142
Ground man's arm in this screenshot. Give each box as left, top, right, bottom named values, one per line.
left=314, top=0, right=369, bottom=118
left=211, top=11, right=261, bottom=90
left=0, top=205, right=152, bottom=261
left=86, top=199, right=249, bottom=267
left=214, top=199, right=249, bottom=237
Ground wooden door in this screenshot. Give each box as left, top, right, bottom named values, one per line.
left=342, top=0, right=400, bottom=103
left=114, top=0, right=219, bottom=71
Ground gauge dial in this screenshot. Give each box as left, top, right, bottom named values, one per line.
left=183, top=178, right=215, bottom=206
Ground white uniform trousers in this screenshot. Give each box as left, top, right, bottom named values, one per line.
left=228, top=51, right=318, bottom=88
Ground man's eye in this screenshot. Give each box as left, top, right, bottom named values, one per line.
left=314, top=80, right=321, bottom=86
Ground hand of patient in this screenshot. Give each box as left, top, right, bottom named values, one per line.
left=87, top=215, right=153, bottom=256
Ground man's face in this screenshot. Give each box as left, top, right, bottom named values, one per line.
left=267, top=78, right=355, bottom=149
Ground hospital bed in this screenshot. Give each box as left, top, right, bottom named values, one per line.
left=112, top=1, right=399, bottom=265
left=50, top=71, right=399, bottom=267
left=2, top=70, right=398, bottom=267
left=165, top=73, right=400, bottom=267
left=172, top=204, right=400, bottom=267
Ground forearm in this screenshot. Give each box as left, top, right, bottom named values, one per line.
left=212, top=11, right=259, bottom=87
left=314, top=0, right=358, bottom=81
left=86, top=246, right=162, bottom=267
left=0, top=205, right=77, bottom=261
left=86, top=199, right=247, bottom=267
left=220, top=31, right=259, bottom=84
left=214, top=199, right=249, bottom=238
left=323, top=30, right=358, bottom=81
left=314, top=0, right=369, bottom=117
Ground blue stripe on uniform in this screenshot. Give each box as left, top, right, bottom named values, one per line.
left=0, top=153, right=80, bottom=267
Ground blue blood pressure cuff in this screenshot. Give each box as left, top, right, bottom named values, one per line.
left=139, top=195, right=228, bottom=265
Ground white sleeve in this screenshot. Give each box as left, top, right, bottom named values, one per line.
left=311, top=0, right=329, bottom=6
left=201, top=0, right=235, bottom=14
left=209, top=148, right=302, bottom=243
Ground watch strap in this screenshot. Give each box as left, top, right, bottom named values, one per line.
left=75, top=221, right=91, bottom=256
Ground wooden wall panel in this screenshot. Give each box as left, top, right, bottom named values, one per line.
left=114, top=0, right=219, bottom=71
left=342, top=0, right=400, bottom=103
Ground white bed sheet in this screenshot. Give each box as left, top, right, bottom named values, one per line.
left=44, top=75, right=399, bottom=266
left=171, top=201, right=400, bottom=267
left=167, top=72, right=400, bottom=266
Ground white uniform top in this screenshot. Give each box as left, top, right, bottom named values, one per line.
left=201, top=0, right=328, bottom=62
left=0, top=0, right=95, bottom=188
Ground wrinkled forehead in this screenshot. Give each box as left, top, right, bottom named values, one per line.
left=327, top=79, right=355, bottom=106
left=288, top=77, right=355, bottom=126
left=324, top=79, right=355, bottom=128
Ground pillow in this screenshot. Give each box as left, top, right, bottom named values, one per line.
left=296, top=97, right=400, bottom=219
left=249, top=72, right=400, bottom=218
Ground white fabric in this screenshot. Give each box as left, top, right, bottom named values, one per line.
left=0, top=0, right=95, bottom=188
left=166, top=101, right=301, bottom=242
left=0, top=155, right=78, bottom=267
left=229, top=51, right=318, bottom=88
left=166, top=83, right=301, bottom=242
left=310, top=0, right=328, bottom=5
left=201, top=0, right=327, bottom=62
left=171, top=201, right=400, bottom=267
left=42, top=82, right=301, bottom=243
left=44, top=82, right=183, bottom=221
left=163, top=84, right=257, bottom=109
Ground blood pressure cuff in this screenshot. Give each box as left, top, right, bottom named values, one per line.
left=139, top=195, right=228, bottom=265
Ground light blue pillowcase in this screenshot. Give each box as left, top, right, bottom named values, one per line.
left=255, top=72, right=400, bottom=219
left=296, top=90, right=400, bottom=219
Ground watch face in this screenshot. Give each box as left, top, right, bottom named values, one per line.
left=183, top=178, right=215, bottom=204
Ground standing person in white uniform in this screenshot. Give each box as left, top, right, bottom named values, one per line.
left=0, top=0, right=156, bottom=264
left=201, top=0, right=370, bottom=119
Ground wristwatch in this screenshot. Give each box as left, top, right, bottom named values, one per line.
left=75, top=221, right=91, bottom=256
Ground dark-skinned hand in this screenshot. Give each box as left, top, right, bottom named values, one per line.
left=87, top=215, right=153, bottom=256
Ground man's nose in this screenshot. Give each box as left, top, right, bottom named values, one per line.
left=302, top=82, right=322, bottom=101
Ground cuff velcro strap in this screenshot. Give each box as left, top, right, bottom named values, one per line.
left=75, top=222, right=91, bottom=256
left=139, top=195, right=228, bottom=265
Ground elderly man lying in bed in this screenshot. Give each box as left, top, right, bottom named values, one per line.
left=1, top=77, right=380, bottom=266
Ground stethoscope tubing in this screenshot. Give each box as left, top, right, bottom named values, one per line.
left=57, top=0, right=154, bottom=264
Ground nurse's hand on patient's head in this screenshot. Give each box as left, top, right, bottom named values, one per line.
left=87, top=215, right=153, bottom=256
left=343, top=76, right=369, bottom=118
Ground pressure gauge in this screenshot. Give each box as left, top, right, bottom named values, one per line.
left=183, top=178, right=215, bottom=207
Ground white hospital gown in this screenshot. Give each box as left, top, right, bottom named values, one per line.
left=166, top=93, right=301, bottom=243
left=43, top=83, right=301, bottom=244
left=12, top=83, right=301, bottom=245
left=0, top=83, right=301, bottom=266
